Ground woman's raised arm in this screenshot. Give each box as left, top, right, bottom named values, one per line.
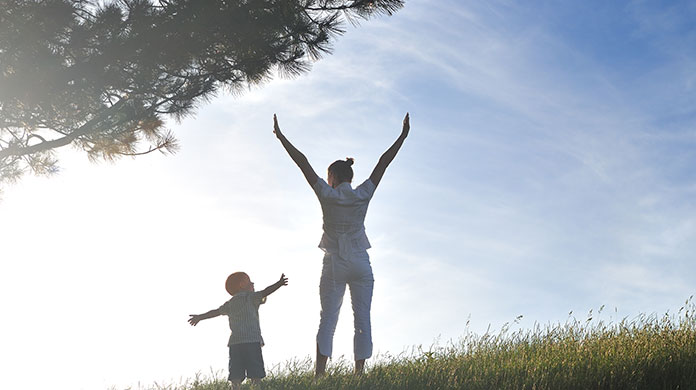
left=369, top=113, right=410, bottom=188
left=274, top=114, right=319, bottom=187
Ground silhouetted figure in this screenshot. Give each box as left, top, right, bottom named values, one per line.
left=273, top=113, right=410, bottom=375
left=189, top=273, right=288, bottom=389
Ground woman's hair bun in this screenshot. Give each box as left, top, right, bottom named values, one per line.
left=328, top=158, right=355, bottom=182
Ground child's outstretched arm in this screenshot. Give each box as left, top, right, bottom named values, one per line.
left=273, top=115, right=319, bottom=187
left=369, top=113, right=410, bottom=188
left=188, top=309, right=222, bottom=326
left=259, top=273, right=288, bottom=298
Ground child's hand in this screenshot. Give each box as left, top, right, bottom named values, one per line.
left=188, top=314, right=202, bottom=326
left=260, top=274, right=288, bottom=297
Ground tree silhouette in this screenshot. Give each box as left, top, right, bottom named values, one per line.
left=0, top=0, right=403, bottom=187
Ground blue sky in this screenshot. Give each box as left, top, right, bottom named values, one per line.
left=1, top=1, right=695, bottom=389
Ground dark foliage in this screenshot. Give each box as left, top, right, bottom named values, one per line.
left=0, top=0, right=403, bottom=185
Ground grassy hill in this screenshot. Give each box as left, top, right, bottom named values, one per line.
left=152, top=301, right=696, bottom=390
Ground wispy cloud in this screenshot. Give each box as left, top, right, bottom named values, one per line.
left=2, top=2, right=696, bottom=389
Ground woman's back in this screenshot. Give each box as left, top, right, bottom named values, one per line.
left=313, top=178, right=376, bottom=259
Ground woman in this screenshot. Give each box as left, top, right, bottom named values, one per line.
left=273, top=113, right=410, bottom=375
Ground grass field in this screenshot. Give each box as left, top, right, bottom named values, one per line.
left=143, top=299, right=696, bottom=390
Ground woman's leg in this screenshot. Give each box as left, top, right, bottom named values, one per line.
left=348, top=252, right=374, bottom=371
left=349, top=276, right=374, bottom=362
left=316, top=253, right=347, bottom=375
left=354, top=359, right=366, bottom=375
left=315, top=343, right=329, bottom=377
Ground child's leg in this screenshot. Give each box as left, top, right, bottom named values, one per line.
left=244, top=343, right=267, bottom=383
left=228, top=344, right=247, bottom=389
left=229, top=379, right=242, bottom=390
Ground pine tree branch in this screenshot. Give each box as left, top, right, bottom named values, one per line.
left=0, top=100, right=127, bottom=159
left=307, top=0, right=403, bottom=14
left=1, top=0, right=405, bottom=185
left=117, top=136, right=178, bottom=156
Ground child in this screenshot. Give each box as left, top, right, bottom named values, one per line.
left=189, top=272, right=288, bottom=389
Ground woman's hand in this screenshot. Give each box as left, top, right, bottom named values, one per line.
left=401, top=112, right=410, bottom=138
left=369, top=113, right=410, bottom=187
left=273, top=114, right=283, bottom=139
left=272, top=114, right=319, bottom=186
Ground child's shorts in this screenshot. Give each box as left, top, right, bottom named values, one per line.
left=228, top=342, right=266, bottom=381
